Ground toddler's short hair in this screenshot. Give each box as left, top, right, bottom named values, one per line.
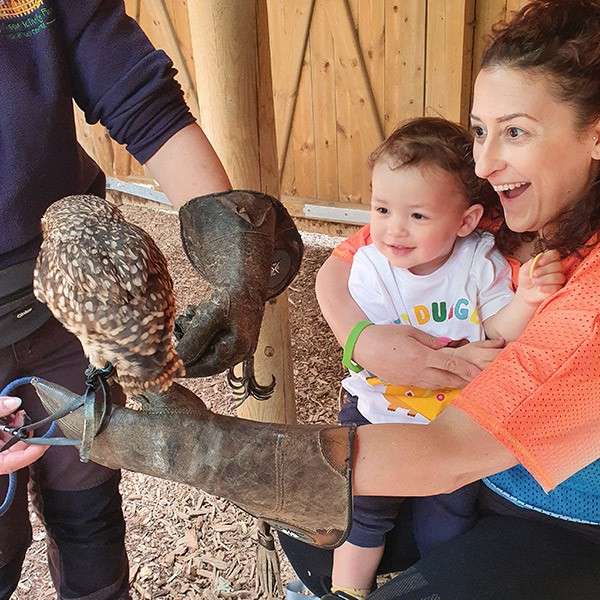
left=370, top=117, right=495, bottom=211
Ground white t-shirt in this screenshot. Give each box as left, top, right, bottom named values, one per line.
left=342, top=230, right=514, bottom=424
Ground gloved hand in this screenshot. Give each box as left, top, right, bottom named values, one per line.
left=174, top=190, right=303, bottom=377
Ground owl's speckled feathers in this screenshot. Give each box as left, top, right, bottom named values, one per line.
left=34, top=195, right=184, bottom=397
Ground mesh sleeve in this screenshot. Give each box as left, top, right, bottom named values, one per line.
left=455, top=244, right=600, bottom=491
left=332, top=225, right=372, bottom=263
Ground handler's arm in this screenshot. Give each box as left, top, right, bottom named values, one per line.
left=352, top=406, right=517, bottom=497
left=58, top=0, right=231, bottom=206
left=145, top=124, right=231, bottom=208
left=0, top=397, right=48, bottom=475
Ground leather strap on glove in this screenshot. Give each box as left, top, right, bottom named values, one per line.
left=175, top=190, right=303, bottom=377
left=32, top=378, right=353, bottom=549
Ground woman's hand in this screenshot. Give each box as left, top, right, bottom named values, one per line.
left=354, top=325, right=483, bottom=389
left=316, top=255, right=482, bottom=389
left=0, top=397, right=48, bottom=475
left=441, top=338, right=506, bottom=372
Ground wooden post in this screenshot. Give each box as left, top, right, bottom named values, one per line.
left=187, top=0, right=297, bottom=425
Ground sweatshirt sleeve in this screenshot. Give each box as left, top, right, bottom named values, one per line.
left=54, top=0, right=195, bottom=163
left=454, top=243, right=600, bottom=491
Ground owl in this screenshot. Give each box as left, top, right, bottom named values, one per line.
left=34, top=195, right=185, bottom=398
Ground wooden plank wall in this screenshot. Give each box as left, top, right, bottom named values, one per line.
left=75, top=0, right=531, bottom=222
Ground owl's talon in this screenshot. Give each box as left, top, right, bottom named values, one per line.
left=250, top=376, right=276, bottom=400
left=226, top=367, right=276, bottom=405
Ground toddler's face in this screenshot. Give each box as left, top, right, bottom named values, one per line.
left=370, top=161, right=478, bottom=275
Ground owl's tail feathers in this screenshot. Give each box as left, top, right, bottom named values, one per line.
left=117, top=348, right=185, bottom=398
left=145, top=349, right=185, bottom=393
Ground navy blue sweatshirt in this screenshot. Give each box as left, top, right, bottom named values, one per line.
left=0, top=0, right=195, bottom=270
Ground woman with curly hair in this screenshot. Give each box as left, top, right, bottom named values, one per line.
left=282, top=2, right=600, bottom=598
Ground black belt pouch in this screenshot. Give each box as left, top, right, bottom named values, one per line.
left=0, top=259, right=52, bottom=350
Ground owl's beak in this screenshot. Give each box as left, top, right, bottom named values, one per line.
left=32, top=378, right=354, bottom=549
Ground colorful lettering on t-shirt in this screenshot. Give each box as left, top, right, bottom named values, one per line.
left=393, top=298, right=479, bottom=326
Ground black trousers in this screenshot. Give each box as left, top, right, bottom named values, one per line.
left=339, top=396, right=479, bottom=553
left=280, top=488, right=600, bottom=599
left=0, top=318, right=129, bottom=599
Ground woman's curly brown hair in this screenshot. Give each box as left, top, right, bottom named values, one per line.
left=481, top=0, right=600, bottom=257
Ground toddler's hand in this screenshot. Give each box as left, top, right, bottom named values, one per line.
left=441, top=338, right=505, bottom=371
left=517, top=250, right=566, bottom=306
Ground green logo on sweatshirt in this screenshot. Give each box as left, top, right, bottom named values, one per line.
left=0, top=1, right=54, bottom=40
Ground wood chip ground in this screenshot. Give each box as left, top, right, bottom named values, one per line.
left=17, top=203, right=345, bottom=599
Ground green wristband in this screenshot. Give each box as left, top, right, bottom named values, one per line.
left=342, top=320, right=373, bottom=373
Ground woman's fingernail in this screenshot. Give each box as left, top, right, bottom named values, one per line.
left=0, top=397, right=21, bottom=412
left=436, top=336, right=452, bottom=345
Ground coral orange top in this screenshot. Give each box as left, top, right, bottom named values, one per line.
left=334, top=224, right=600, bottom=491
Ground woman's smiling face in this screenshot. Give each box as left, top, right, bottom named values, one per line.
left=471, top=66, right=600, bottom=235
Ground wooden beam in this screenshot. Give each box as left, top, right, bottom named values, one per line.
left=425, top=0, right=476, bottom=125
left=280, top=22, right=318, bottom=202
left=323, top=0, right=384, bottom=205
left=472, top=0, right=506, bottom=81
left=310, top=0, right=339, bottom=202
left=187, top=0, right=296, bottom=425
left=267, top=0, right=316, bottom=174
left=294, top=217, right=361, bottom=238
left=357, top=0, right=386, bottom=124
left=124, top=0, right=140, bottom=21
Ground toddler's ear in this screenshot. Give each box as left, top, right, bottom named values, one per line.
left=457, top=203, right=484, bottom=237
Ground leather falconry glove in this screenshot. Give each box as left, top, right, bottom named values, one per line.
left=32, top=378, right=354, bottom=549
left=174, top=190, right=303, bottom=378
